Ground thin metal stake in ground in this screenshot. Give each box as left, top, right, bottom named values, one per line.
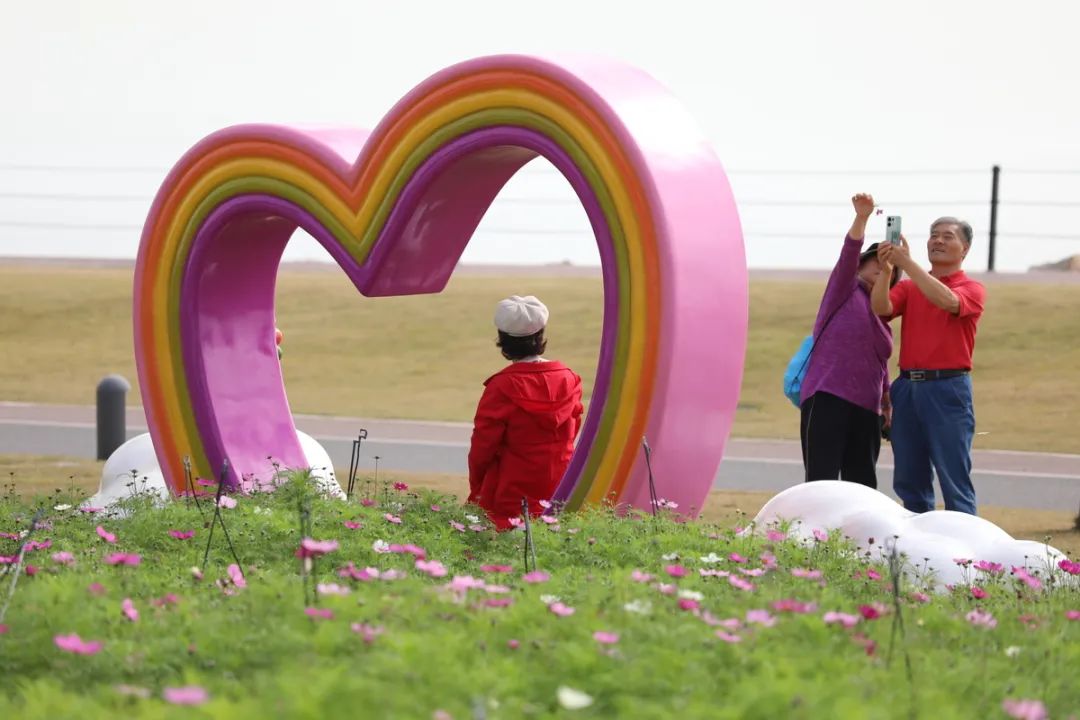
left=642, top=436, right=659, bottom=516
left=183, top=455, right=206, bottom=521
left=0, top=509, right=44, bottom=625
left=200, top=460, right=244, bottom=577
left=346, top=429, right=368, bottom=500
left=886, top=545, right=918, bottom=718
left=521, top=498, right=538, bottom=573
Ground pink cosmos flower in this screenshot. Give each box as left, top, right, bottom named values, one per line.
left=715, top=630, right=742, bottom=644
left=51, top=551, right=75, bottom=565
left=337, top=563, right=375, bottom=582
left=1011, top=566, right=1042, bottom=590
left=760, top=552, right=778, bottom=569
left=416, top=559, right=448, bottom=578
left=593, top=631, right=619, bottom=644
left=447, top=575, right=486, bottom=593
left=538, top=516, right=558, bottom=525
left=971, top=586, right=988, bottom=599
left=481, top=564, right=513, bottom=573
left=0, top=624, right=8, bottom=634
left=430, top=504, right=441, bottom=512
left=343, top=521, right=363, bottom=530
left=953, top=558, right=972, bottom=567
left=298, top=538, right=339, bottom=557
left=384, top=513, right=402, bottom=524
left=630, top=570, right=654, bottom=583
left=88, top=582, right=106, bottom=596
left=169, top=530, right=194, bottom=540
left=25, top=540, right=52, bottom=552
left=728, top=552, right=747, bottom=564
left=974, top=560, right=1005, bottom=575
left=95, top=526, right=117, bottom=544
left=812, top=528, right=829, bottom=543
left=656, top=583, right=677, bottom=595
left=766, top=529, right=786, bottom=542
left=865, top=569, right=882, bottom=581
left=739, top=568, right=766, bottom=577
left=483, top=597, right=513, bottom=608
left=678, top=598, right=700, bottom=611
left=858, top=603, right=887, bottom=620
left=389, top=543, right=427, bottom=559
left=910, top=591, right=931, bottom=603
left=823, top=611, right=860, bottom=628
left=523, top=571, right=550, bottom=584
left=699, top=569, right=730, bottom=578
left=163, top=686, right=209, bottom=706
left=121, top=598, right=138, bottom=622
left=548, top=602, right=575, bottom=617
left=152, top=593, right=180, bottom=607
left=360, top=498, right=376, bottom=507
left=507, top=639, right=520, bottom=649
left=665, top=564, right=688, bottom=578
left=966, top=609, right=997, bottom=628
left=317, top=583, right=351, bottom=596
left=80, top=507, right=104, bottom=514
left=468, top=524, right=487, bottom=533
left=0, top=555, right=17, bottom=565
left=24, top=565, right=39, bottom=576
left=392, top=482, right=409, bottom=492
left=351, top=622, right=384, bottom=643
left=772, top=599, right=817, bottom=614
left=745, top=609, right=776, bottom=627
left=217, top=496, right=237, bottom=509
left=227, top=564, right=247, bottom=588
left=791, top=568, right=823, bottom=580
left=449, top=521, right=466, bottom=533
left=1001, top=699, right=1047, bottom=720
left=304, top=607, right=334, bottom=620
left=195, top=478, right=217, bottom=487
left=104, top=553, right=141, bottom=566
left=0, top=532, right=19, bottom=540
left=1057, top=559, right=1080, bottom=575
left=483, top=584, right=511, bottom=594
left=728, top=576, right=754, bottom=592
left=54, top=633, right=103, bottom=655
left=1064, top=610, right=1080, bottom=621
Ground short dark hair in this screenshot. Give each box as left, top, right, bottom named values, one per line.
left=497, top=329, right=547, bottom=361
left=931, top=217, right=974, bottom=246
left=859, top=243, right=902, bottom=288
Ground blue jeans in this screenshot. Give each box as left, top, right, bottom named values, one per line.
left=890, top=375, right=977, bottom=514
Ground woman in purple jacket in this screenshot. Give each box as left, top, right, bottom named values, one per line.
left=800, top=193, right=900, bottom=488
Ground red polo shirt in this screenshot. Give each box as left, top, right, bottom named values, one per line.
left=888, top=271, right=986, bottom=370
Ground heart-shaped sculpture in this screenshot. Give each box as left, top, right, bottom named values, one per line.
left=134, top=55, right=748, bottom=515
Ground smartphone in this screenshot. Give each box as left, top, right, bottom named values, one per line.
left=886, top=216, right=902, bottom=246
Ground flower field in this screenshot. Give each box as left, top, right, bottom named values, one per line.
left=1, top=475, right=1077, bottom=719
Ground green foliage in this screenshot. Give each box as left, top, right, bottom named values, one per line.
left=0, top=475, right=1077, bottom=719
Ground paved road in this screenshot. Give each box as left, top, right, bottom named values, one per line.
left=2, top=402, right=1077, bottom=511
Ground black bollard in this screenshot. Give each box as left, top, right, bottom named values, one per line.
left=96, top=374, right=130, bottom=460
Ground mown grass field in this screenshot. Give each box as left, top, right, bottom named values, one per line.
left=1, top=265, right=1078, bottom=452
left=1, top=471, right=1078, bottom=719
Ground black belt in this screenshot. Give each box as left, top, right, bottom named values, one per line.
left=900, top=369, right=969, bottom=382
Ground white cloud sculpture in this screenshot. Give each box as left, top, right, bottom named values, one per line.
left=86, top=431, right=345, bottom=509
left=748, top=481, right=1073, bottom=588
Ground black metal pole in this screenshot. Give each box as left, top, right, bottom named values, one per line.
left=96, top=374, right=130, bottom=460
left=988, top=165, right=1000, bottom=272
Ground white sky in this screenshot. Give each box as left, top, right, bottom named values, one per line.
left=2, top=0, right=1078, bottom=271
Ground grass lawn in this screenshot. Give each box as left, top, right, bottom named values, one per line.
left=1, top=265, right=1079, bottom=453
left=2, top=470, right=1080, bottom=719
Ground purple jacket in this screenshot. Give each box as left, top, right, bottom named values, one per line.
left=799, top=235, right=893, bottom=413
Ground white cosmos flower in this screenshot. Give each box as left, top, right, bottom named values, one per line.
left=623, top=599, right=652, bottom=615
left=557, top=686, right=594, bottom=710
left=700, top=553, right=722, bottom=564
left=661, top=553, right=680, bottom=561
left=372, top=540, right=391, bottom=554
left=678, top=589, right=704, bottom=601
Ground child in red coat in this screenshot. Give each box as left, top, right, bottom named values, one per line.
left=467, top=296, right=584, bottom=530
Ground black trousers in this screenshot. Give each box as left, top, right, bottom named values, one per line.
left=800, top=391, right=881, bottom=489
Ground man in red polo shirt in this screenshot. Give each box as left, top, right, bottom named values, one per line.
left=871, top=218, right=986, bottom=514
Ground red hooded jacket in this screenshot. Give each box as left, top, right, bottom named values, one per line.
left=467, top=360, right=583, bottom=525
